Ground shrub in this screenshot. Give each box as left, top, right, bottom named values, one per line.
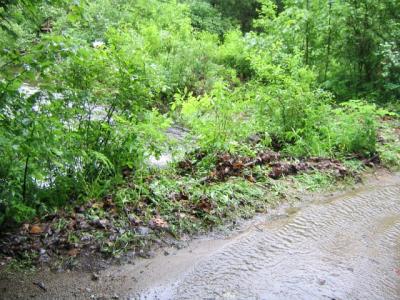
left=174, top=82, right=254, bottom=152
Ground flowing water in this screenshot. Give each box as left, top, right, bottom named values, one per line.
left=1, top=172, right=399, bottom=300
left=134, top=173, right=400, bottom=300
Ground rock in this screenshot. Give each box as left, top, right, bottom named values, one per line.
left=91, top=273, right=100, bottom=281
left=95, top=219, right=109, bottom=229
left=247, top=133, right=262, bottom=144
left=318, top=279, right=326, bottom=285
left=128, top=214, right=138, bottom=225
left=138, top=250, right=156, bottom=259
left=136, top=226, right=150, bottom=236
left=147, top=250, right=156, bottom=258
left=77, top=220, right=90, bottom=230
left=33, top=282, right=47, bottom=292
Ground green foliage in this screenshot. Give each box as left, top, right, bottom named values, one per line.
left=0, top=0, right=399, bottom=228
left=377, top=119, right=400, bottom=170
left=186, top=0, right=233, bottom=36
left=331, top=101, right=381, bottom=156
left=208, top=0, right=260, bottom=32
left=293, top=172, right=335, bottom=192
left=255, top=0, right=400, bottom=101
left=283, top=100, right=387, bottom=158
left=174, top=82, right=254, bottom=152
left=218, top=30, right=253, bottom=79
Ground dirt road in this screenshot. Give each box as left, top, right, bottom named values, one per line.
left=1, top=172, right=399, bottom=300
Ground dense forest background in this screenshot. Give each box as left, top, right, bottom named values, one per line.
left=0, top=0, right=399, bottom=227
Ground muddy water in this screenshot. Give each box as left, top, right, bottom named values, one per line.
left=136, top=173, right=400, bottom=300
left=1, top=172, right=399, bottom=300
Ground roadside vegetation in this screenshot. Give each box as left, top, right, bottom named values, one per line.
left=0, top=0, right=399, bottom=267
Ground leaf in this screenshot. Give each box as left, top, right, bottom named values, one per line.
left=149, top=216, right=168, bottom=229
left=92, top=202, right=104, bottom=209
left=29, top=225, right=44, bottom=234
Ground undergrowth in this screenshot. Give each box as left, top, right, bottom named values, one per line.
left=0, top=0, right=399, bottom=267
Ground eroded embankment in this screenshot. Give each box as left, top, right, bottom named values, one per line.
left=1, top=172, right=399, bottom=300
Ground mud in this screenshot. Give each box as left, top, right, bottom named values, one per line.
left=1, top=171, right=399, bottom=300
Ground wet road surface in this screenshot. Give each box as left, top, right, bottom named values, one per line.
left=138, top=173, right=400, bottom=300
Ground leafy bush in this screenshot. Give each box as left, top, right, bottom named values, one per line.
left=286, top=100, right=389, bottom=158
left=0, top=0, right=398, bottom=228
left=174, top=82, right=254, bottom=152
left=186, top=0, right=233, bottom=36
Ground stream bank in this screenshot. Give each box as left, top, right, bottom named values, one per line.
left=1, top=170, right=399, bottom=299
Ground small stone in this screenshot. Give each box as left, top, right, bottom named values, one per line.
left=112, top=294, right=119, bottom=299
left=96, top=219, right=109, bottom=229
left=136, top=226, right=150, bottom=236
left=147, top=250, right=156, bottom=258
left=33, top=282, right=47, bottom=292
left=91, top=273, right=99, bottom=281
left=164, top=250, right=170, bottom=256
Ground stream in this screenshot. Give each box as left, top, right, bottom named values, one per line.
left=1, top=171, right=399, bottom=299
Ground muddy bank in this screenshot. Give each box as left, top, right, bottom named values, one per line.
left=0, top=170, right=399, bottom=299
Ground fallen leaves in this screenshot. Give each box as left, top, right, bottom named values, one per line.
left=149, top=216, right=168, bottom=229
left=209, top=151, right=281, bottom=182
left=0, top=196, right=163, bottom=267
left=194, top=151, right=350, bottom=183
left=196, top=198, right=213, bottom=213
left=267, top=158, right=348, bottom=179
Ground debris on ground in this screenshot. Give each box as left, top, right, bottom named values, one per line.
left=0, top=193, right=168, bottom=270
left=192, top=151, right=351, bottom=183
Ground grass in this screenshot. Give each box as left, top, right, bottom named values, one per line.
left=377, top=119, right=400, bottom=170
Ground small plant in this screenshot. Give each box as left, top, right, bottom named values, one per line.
left=173, top=82, right=254, bottom=153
